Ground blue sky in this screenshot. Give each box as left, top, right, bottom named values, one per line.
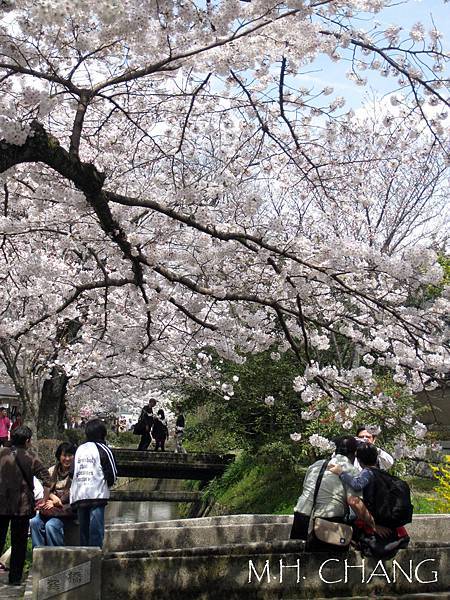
left=298, top=0, right=450, bottom=108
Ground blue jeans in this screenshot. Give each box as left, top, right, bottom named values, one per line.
left=77, top=505, right=105, bottom=548
left=30, top=513, right=65, bottom=548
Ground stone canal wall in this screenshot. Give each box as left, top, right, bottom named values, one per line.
left=30, top=514, right=450, bottom=599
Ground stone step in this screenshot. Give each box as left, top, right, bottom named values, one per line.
left=0, top=571, right=25, bottom=599
left=103, top=514, right=450, bottom=553
left=102, top=543, right=450, bottom=599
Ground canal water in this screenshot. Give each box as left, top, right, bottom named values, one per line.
left=105, top=477, right=181, bottom=525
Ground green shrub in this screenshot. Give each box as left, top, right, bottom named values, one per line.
left=34, top=438, right=63, bottom=468
left=62, top=429, right=86, bottom=446
left=107, top=431, right=137, bottom=448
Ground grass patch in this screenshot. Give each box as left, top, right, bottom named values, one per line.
left=406, top=475, right=448, bottom=514
left=205, top=455, right=448, bottom=517
left=205, top=453, right=305, bottom=515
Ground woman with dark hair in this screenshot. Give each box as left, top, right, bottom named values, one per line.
left=30, top=442, right=77, bottom=548
left=152, top=409, right=169, bottom=451
left=289, top=436, right=378, bottom=549
left=0, top=426, right=51, bottom=585
left=70, top=419, right=117, bottom=548
left=137, top=399, right=156, bottom=451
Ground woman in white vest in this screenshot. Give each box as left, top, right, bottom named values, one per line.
left=70, top=419, right=117, bottom=548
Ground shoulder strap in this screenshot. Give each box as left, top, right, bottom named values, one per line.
left=311, top=459, right=329, bottom=514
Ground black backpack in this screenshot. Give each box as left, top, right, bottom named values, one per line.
left=363, top=468, right=413, bottom=528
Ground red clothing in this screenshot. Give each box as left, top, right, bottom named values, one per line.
left=0, top=416, right=11, bottom=439
left=10, top=419, right=22, bottom=433
left=354, top=519, right=408, bottom=538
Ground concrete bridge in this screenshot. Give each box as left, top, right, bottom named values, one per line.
left=109, top=490, right=202, bottom=503
left=112, top=448, right=235, bottom=480
left=26, top=514, right=450, bottom=599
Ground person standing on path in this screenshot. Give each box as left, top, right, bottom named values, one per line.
left=174, top=413, right=187, bottom=454
left=0, top=408, right=11, bottom=447
left=10, top=413, right=23, bottom=435
left=137, top=399, right=156, bottom=451
left=70, top=419, right=117, bottom=548
left=0, top=426, right=51, bottom=586
left=152, top=409, right=169, bottom=451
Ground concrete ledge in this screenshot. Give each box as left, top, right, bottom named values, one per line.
left=106, top=513, right=292, bottom=530
left=105, top=539, right=450, bottom=560
left=31, top=515, right=450, bottom=599
left=104, top=514, right=450, bottom=553
left=102, top=544, right=450, bottom=599
left=105, top=522, right=292, bottom=553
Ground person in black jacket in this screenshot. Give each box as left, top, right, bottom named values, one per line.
left=152, top=409, right=168, bottom=451
left=174, top=413, right=187, bottom=454
left=137, top=399, right=156, bottom=451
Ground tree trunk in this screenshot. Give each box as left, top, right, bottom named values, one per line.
left=37, top=366, right=68, bottom=438
left=37, top=318, right=82, bottom=438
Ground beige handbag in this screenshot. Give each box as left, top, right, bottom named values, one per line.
left=306, top=459, right=352, bottom=550
left=311, top=517, right=352, bottom=547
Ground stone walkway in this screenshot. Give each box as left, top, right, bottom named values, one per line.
left=0, top=570, right=25, bottom=598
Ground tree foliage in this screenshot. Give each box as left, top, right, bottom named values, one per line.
left=0, top=1, right=448, bottom=443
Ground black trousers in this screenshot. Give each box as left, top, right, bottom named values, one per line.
left=0, top=515, right=30, bottom=583
left=137, top=431, right=151, bottom=451
left=154, top=438, right=166, bottom=451
left=290, top=512, right=309, bottom=540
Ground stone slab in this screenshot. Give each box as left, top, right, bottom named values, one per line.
left=32, top=547, right=101, bottom=600
left=104, top=521, right=292, bottom=553
left=104, top=514, right=450, bottom=553
left=102, top=543, right=450, bottom=599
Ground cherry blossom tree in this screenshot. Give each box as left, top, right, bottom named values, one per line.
left=0, top=0, right=448, bottom=443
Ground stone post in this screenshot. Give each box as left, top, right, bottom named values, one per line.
left=31, top=547, right=102, bottom=600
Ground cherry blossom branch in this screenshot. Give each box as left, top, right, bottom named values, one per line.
left=12, top=277, right=135, bottom=340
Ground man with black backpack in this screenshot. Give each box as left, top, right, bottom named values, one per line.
left=329, top=443, right=412, bottom=558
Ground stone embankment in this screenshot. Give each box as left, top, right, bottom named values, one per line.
left=30, top=514, right=450, bottom=599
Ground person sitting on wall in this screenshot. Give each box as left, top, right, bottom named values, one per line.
left=329, top=442, right=410, bottom=558
left=290, top=436, right=378, bottom=549
left=30, top=442, right=77, bottom=548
